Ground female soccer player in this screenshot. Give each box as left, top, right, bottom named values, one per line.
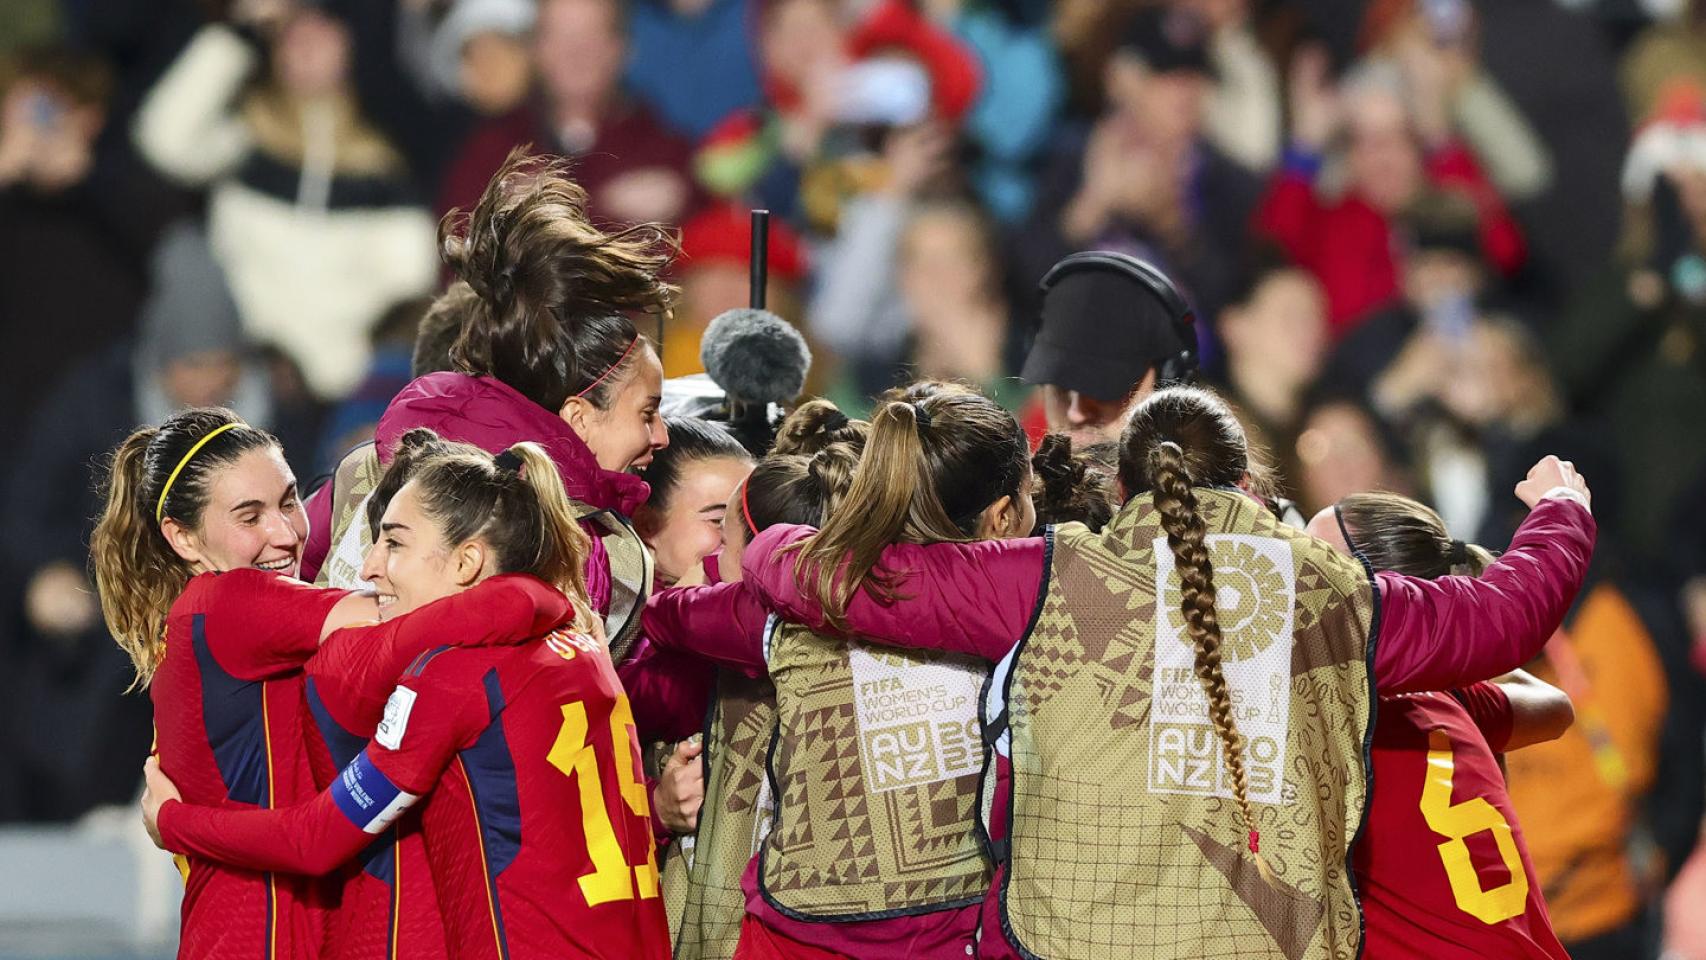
left=142, top=436, right=671, bottom=960
left=1310, top=492, right=1573, bottom=960
left=739, top=386, right=1596, bottom=960
left=304, top=152, right=675, bottom=665
left=635, top=416, right=753, bottom=588
left=90, top=409, right=569, bottom=959
left=646, top=400, right=870, bottom=960
left=739, top=388, right=1034, bottom=960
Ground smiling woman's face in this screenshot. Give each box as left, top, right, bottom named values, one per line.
left=165, top=447, right=307, bottom=578
left=359, top=481, right=473, bottom=621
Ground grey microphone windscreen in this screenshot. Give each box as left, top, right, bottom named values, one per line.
left=699, top=308, right=812, bottom=406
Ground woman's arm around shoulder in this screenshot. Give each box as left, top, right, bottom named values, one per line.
left=740, top=524, right=1048, bottom=661
left=1374, top=458, right=1595, bottom=694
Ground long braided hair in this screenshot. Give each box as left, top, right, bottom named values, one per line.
left=1121, top=388, right=1275, bottom=882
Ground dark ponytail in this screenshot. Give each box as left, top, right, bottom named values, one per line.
left=1335, top=492, right=1495, bottom=579
left=1030, top=434, right=1116, bottom=533
left=440, top=150, right=679, bottom=412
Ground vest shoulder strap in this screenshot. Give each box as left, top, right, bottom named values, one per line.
left=571, top=500, right=654, bottom=663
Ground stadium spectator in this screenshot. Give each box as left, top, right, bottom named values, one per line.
left=1256, top=45, right=1527, bottom=335
left=1356, top=0, right=1554, bottom=202
left=920, top=0, right=1065, bottom=221
left=1, top=223, right=280, bottom=822
left=624, top=0, right=762, bottom=141
left=1293, top=395, right=1414, bottom=513
left=131, top=0, right=438, bottom=400
left=0, top=45, right=184, bottom=452
left=1552, top=88, right=1706, bottom=565
left=1213, top=263, right=1330, bottom=501
left=818, top=197, right=1024, bottom=413
left=436, top=0, right=700, bottom=226
left=1621, top=0, right=1706, bottom=123
left=1021, top=5, right=1263, bottom=328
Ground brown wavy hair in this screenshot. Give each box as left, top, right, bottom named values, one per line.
left=90, top=409, right=280, bottom=689
left=771, top=398, right=869, bottom=457
left=440, top=150, right=679, bottom=413
left=1030, top=433, right=1116, bottom=533
left=1121, top=387, right=1274, bottom=881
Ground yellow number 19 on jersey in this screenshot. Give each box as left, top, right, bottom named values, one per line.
left=548, top=695, right=662, bottom=906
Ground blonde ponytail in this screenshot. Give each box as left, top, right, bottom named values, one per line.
left=90, top=427, right=190, bottom=690
left=507, top=442, right=596, bottom=634
left=790, top=401, right=956, bottom=632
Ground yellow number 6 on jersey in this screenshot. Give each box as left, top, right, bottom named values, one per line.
left=1419, top=730, right=1528, bottom=924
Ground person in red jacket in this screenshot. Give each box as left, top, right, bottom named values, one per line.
left=1255, top=46, right=1526, bottom=337
left=88, top=409, right=570, bottom=959
left=737, top=387, right=1595, bottom=959
left=143, top=436, right=671, bottom=960
left=1311, top=491, right=1573, bottom=960
left=436, top=0, right=700, bottom=227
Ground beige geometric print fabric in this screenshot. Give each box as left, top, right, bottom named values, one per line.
left=1005, top=491, right=1376, bottom=960
left=761, top=624, right=991, bottom=918
left=315, top=443, right=382, bottom=589
left=668, top=671, right=778, bottom=960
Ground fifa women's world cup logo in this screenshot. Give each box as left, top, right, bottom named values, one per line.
left=1149, top=535, right=1295, bottom=804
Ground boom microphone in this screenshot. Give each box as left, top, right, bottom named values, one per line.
left=683, top=307, right=811, bottom=455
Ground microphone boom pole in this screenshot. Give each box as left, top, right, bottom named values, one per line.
left=750, top=209, right=770, bottom=310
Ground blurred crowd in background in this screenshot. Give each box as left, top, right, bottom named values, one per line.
left=3, top=0, right=1706, bottom=955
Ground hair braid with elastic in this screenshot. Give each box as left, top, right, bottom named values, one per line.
left=1149, top=440, right=1275, bottom=883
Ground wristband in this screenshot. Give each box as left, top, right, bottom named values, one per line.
left=1538, top=486, right=1589, bottom=511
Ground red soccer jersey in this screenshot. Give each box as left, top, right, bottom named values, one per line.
left=161, top=628, right=671, bottom=960
left=155, top=573, right=570, bottom=960
left=151, top=569, right=350, bottom=960
left=280, top=576, right=574, bottom=960
left=1354, top=686, right=1568, bottom=960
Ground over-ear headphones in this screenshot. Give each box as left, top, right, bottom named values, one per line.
left=1038, top=251, right=1198, bottom=387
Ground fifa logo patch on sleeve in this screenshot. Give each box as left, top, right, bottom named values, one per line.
left=376, top=686, right=418, bottom=751
left=332, top=751, right=419, bottom=834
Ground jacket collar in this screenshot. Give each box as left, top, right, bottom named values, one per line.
left=376, top=372, right=650, bottom=516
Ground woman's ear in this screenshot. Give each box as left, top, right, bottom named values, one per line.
left=976, top=494, right=1018, bottom=540
left=559, top=395, right=597, bottom=442
left=453, top=540, right=488, bottom=587
left=161, top=517, right=210, bottom=570
left=632, top=504, right=662, bottom=542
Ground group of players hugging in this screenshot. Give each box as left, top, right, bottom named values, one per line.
left=96, top=154, right=1596, bottom=960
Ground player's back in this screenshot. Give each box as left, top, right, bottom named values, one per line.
left=401, top=632, right=670, bottom=960
left=1355, top=690, right=1567, bottom=960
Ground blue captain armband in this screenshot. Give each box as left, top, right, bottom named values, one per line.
left=331, top=750, right=418, bottom=835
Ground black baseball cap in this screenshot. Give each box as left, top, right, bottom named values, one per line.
left=1116, top=7, right=1214, bottom=77
left=1021, top=257, right=1193, bottom=403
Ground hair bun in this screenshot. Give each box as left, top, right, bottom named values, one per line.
left=773, top=399, right=867, bottom=457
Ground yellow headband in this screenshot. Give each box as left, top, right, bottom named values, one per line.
left=155, top=422, right=242, bottom=523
